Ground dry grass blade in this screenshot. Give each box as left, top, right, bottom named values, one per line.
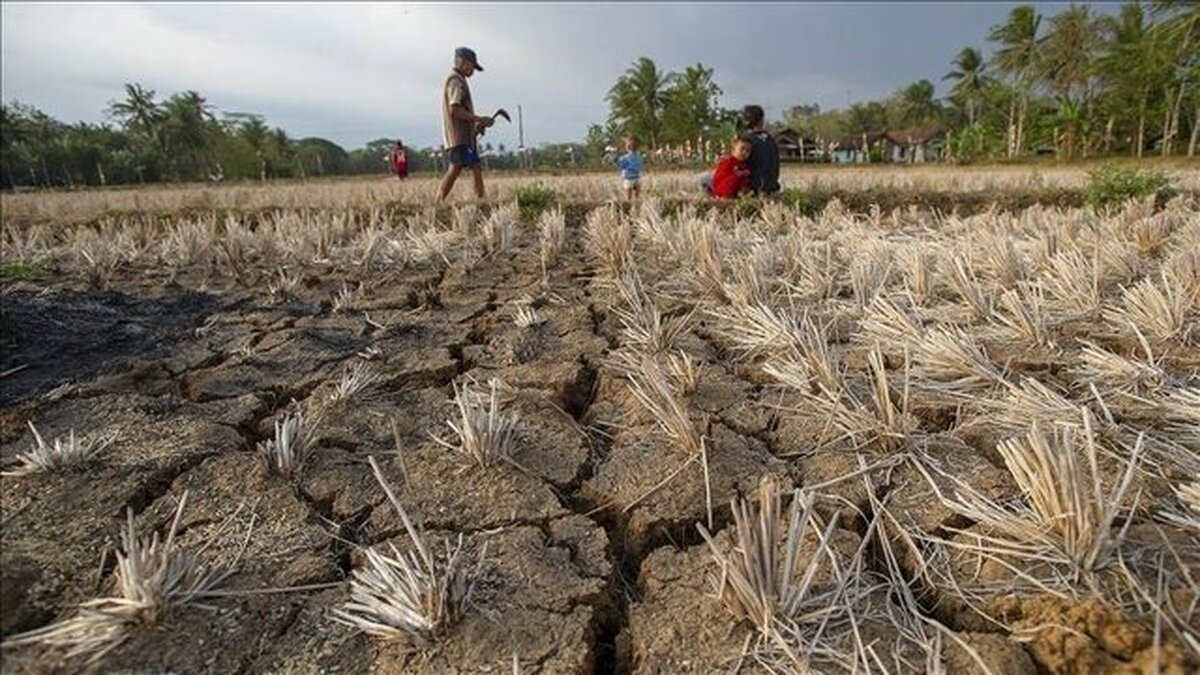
left=612, top=265, right=694, bottom=354
left=929, top=412, right=1142, bottom=587
left=583, top=205, right=630, bottom=278
left=993, top=282, right=1055, bottom=348
left=665, top=351, right=700, bottom=397
left=989, top=377, right=1081, bottom=435
left=898, top=244, right=938, bottom=305
left=432, top=378, right=519, bottom=468
left=331, top=456, right=486, bottom=648
left=793, top=345, right=913, bottom=451
left=1, top=421, right=112, bottom=477
left=849, top=256, right=891, bottom=308
left=1158, top=386, right=1200, bottom=451
left=538, top=206, right=565, bottom=274
left=947, top=256, right=993, bottom=319
left=257, top=410, right=309, bottom=478
left=760, top=314, right=841, bottom=396
left=512, top=305, right=544, bottom=328
left=482, top=204, right=516, bottom=256
left=1, top=491, right=234, bottom=662
left=911, top=326, right=1005, bottom=398
left=857, top=294, right=924, bottom=352
left=1159, top=483, right=1200, bottom=533
left=1040, top=248, right=1101, bottom=319
left=1072, top=336, right=1168, bottom=399
left=677, top=217, right=725, bottom=300
left=707, top=300, right=800, bottom=360
left=973, top=228, right=1026, bottom=287
left=329, top=361, right=380, bottom=405
left=332, top=282, right=361, bottom=314
left=1104, top=271, right=1194, bottom=343
left=698, top=480, right=812, bottom=633
left=623, top=355, right=702, bottom=456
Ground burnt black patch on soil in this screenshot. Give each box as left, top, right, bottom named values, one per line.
left=0, top=288, right=218, bottom=406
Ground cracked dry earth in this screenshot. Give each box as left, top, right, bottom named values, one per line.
left=1, top=201, right=1196, bottom=675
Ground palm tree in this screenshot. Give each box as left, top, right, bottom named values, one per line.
left=1039, top=5, right=1104, bottom=158
left=945, top=48, right=991, bottom=126
left=106, top=83, right=167, bottom=181
left=1150, top=1, right=1200, bottom=155
left=270, top=127, right=295, bottom=178
left=661, top=63, right=722, bottom=146
left=989, top=5, right=1043, bottom=156
left=1098, top=3, right=1167, bottom=157
left=899, top=79, right=942, bottom=126
left=606, top=57, right=675, bottom=149
left=236, top=116, right=271, bottom=181
left=106, top=83, right=166, bottom=137
left=163, top=91, right=215, bottom=179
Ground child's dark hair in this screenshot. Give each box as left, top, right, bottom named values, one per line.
left=626, top=135, right=639, bottom=149
left=740, top=105, right=765, bottom=129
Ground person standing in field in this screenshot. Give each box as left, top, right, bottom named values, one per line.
left=390, top=140, right=409, bottom=180
left=740, top=105, right=781, bottom=196
left=438, top=47, right=493, bottom=202
left=615, top=135, right=644, bottom=201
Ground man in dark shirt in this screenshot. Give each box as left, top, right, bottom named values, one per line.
left=740, top=105, right=780, bottom=195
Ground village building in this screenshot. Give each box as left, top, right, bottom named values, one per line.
left=883, top=126, right=946, bottom=163
left=772, top=128, right=822, bottom=161
left=830, top=126, right=945, bottom=163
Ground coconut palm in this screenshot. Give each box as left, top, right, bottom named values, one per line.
left=106, top=83, right=166, bottom=139
left=1039, top=5, right=1105, bottom=158
left=606, top=57, right=676, bottom=149
left=1150, top=0, right=1200, bottom=155
left=945, top=48, right=991, bottom=127
left=988, top=5, right=1043, bottom=156
left=162, top=91, right=215, bottom=179
left=1099, top=3, right=1171, bottom=157
left=899, top=79, right=942, bottom=126
left=661, top=63, right=722, bottom=147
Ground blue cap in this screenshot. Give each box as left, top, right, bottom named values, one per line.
left=454, top=46, right=483, bottom=71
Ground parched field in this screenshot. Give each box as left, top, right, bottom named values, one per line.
left=1, top=166, right=1198, bottom=674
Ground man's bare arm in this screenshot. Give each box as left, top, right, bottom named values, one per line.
left=450, top=104, right=491, bottom=126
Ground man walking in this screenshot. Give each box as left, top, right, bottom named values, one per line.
left=438, top=46, right=493, bottom=202
left=740, top=105, right=781, bottom=196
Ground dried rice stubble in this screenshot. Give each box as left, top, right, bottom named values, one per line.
left=331, top=456, right=488, bottom=651
left=1, top=491, right=245, bottom=665
left=910, top=413, right=1200, bottom=650
left=696, top=477, right=899, bottom=673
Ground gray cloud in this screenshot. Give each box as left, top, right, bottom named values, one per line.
left=2, top=2, right=1104, bottom=150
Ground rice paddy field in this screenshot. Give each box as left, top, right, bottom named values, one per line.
left=1, top=165, right=1198, bottom=674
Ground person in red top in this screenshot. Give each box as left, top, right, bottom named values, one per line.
left=701, top=136, right=752, bottom=199
left=390, top=140, right=409, bottom=180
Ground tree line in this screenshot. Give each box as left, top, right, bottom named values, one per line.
left=595, top=3, right=1198, bottom=162
left=3, top=2, right=1194, bottom=189
left=0, top=84, right=448, bottom=190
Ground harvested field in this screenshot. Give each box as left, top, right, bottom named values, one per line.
left=1, top=169, right=1198, bottom=673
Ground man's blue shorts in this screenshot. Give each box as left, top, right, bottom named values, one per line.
left=446, top=145, right=480, bottom=168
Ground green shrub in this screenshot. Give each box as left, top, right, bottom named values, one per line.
left=512, top=182, right=556, bottom=221
left=731, top=192, right=760, bottom=219
left=1085, top=165, right=1174, bottom=211
left=1, top=256, right=53, bottom=281
left=779, top=187, right=812, bottom=213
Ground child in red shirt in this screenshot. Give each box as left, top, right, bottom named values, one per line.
left=701, top=137, right=752, bottom=199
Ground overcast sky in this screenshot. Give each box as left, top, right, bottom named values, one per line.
left=2, top=2, right=1109, bottom=151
